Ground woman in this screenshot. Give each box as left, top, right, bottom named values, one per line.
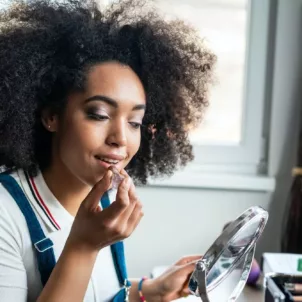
left=0, top=0, right=215, bottom=301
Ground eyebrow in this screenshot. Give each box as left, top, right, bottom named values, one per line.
left=84, top=95, right=146, bottom=111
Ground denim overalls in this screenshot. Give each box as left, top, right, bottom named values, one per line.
left=0, top=173, right=131, bottom=302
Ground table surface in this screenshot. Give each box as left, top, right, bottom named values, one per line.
left=238, top=285, right=264, bottom=302
left=175, top=286, right=264, bottom=302
left=174, top=275, right=265, bottom=302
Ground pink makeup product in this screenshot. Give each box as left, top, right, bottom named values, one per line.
left=110, top=166, right=124, bottom=189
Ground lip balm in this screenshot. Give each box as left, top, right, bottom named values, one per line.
left=109, top=166, right=124, bottom=189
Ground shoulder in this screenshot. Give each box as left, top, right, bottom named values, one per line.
left=0, top=170, right=28, bottom=250
left=0, top=170, right=30, bottom=300
left=0, top=169, right=23, bottom=211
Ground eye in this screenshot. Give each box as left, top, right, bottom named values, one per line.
left=87, top=110, right=110, bottom=121
left=129, top=122, right=142, bottom=129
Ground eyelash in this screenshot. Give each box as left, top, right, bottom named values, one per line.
left=87, top=113, right=142, bottom=130
left=129, top=122, right=142, bottom=130
left=87, top=113, right=109, bottom=121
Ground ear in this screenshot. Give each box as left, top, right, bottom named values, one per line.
left=41, top=108, right=59, bottom=133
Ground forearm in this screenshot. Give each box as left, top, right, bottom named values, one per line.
left=37, top=239, right=98, bottom=302
left=129, top=278, right=162, bottom=302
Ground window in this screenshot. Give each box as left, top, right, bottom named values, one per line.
left=157, top=0, right=247, bottom=145
left=100, top=0, right=271, bottom=176
left=100, top=0, right=275, bottom=190
left=154, top=0, right=271, bottom=174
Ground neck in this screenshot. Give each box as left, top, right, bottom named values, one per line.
left=42, top=162, right=91, bottom=217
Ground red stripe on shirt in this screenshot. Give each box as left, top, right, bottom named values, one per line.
left=30, top=176, right=61, bottom=230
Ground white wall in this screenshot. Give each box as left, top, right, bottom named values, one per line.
left=125, top=0, right=302, bottom=277
left=126, top=187, right=271, bottom=276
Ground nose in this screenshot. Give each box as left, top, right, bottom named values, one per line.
left=105, top=119, right=127, bottom=148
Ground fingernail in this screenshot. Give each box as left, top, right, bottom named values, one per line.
left=107, top=170, right=113, bottom=179
left=123, top=177, right=131, bottom=188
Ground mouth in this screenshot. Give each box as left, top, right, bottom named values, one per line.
left=94, top=153, right=126, bottom=166
left=95, top=156, right=120, bottom=165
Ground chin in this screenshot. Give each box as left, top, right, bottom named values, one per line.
left=91, top=172, right=107, bottom=185
left=76, top=170, right=105, bottom=188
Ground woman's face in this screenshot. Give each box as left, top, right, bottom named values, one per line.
left=48, top=61, right=146, bottom=186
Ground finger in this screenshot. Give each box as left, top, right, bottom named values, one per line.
left=181, top=274, right=191, bottom=293
left=83, top=170, right=112, bottom=210
left=181, top=288, right=191, bottom=296
left=175, top=255, right=203, bottom=265
left=116, top=175, right=131, bottom=204
left=119, top=169, right=129, bottom=178
left=118, top=180, right=139, bottom=221
left=118, top=181, right=137, bottom=222
left=126, top=202, right=144, bottom=234
left=102, top=177, right=131, bottom=220
left=178, top=261, right=198, bottom=276
left=176, top=264, right=197, bottom=296
left=128, top=179, right=137, bottom=202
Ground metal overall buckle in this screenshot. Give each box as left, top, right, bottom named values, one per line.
left=124, top=279, right=131, bottom=302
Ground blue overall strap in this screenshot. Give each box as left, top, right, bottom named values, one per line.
left=0, top=173, right=56, bottom=286
left=101, top=192, right=131, bottom=302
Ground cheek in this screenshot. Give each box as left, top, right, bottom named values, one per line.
left=57, top=118, right=103, bottom=160
left=127, top=130, right=141, bottom=157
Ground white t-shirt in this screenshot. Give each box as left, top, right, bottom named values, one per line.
left=0, top=169, right=121, bottom=302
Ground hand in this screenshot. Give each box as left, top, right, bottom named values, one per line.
left=68, top=169, right=143, bottom=251
left=155, top=255, right=202, bottom=302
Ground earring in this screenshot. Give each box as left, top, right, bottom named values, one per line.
left=48, top=125, right=51, bottom=130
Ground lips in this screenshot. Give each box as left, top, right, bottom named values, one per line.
left=95, top=156, right=119, bottom=164
left=95, top=153, right=126, bottom=165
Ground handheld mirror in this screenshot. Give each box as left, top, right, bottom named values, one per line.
left=188, top=206, right=268, bottom=301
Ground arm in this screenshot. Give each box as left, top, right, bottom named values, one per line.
left=129, top=279, right=162, bottom=302
left=129, top=256, right=201, bottom=302
left=38, top=170, right=142, bottom=302
left=37, top=239, right=98, bottom=302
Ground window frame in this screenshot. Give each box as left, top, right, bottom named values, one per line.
left=190, top=0, right=272, bottom=172
left=148, top=0, right=278, bottom=191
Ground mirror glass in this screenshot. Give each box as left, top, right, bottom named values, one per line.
left=189, top=206, right=268, bottom=301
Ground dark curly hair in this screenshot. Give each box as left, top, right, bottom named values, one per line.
left=0, top=0, right=215, bottom=184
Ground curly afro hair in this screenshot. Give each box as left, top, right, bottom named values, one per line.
left=0, top=0, right=216, bottom=184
